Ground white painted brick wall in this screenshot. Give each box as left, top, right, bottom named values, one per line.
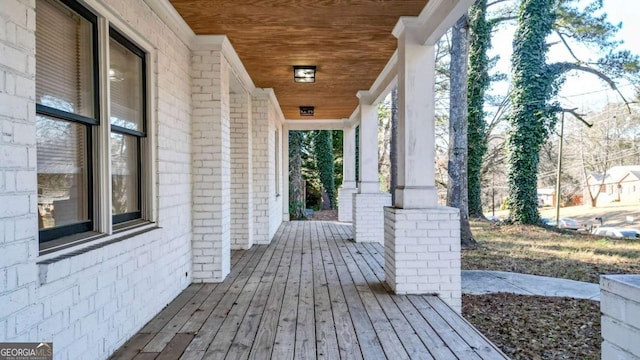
left=252, top=97, right=270, bottom=244
left=338, top=187, right=357, bottom=222
left=601, top=275, right=640, bottom=360
left=268, top=102, right=283, bottom=239
left=252, top=95, right=283, bottom=244
left=191, top=50, right=231, bottom=282
left=0, top=1, right=192, bottom=359
left=230, top=92, right=254, bottom=250
left=384, top=206, right=462, bottom=312
left=352, top=192, right=391, bottom=243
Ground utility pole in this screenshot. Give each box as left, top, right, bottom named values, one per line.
left=492, top=172, right=495, bottom=217
left=555, top=113, right=564, bottom=225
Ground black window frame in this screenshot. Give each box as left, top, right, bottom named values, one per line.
left=109, top=27, right=147, bottom=225
left=36, top=0, right=100, bottom=244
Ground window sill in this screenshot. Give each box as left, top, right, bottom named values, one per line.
left=38, top=221, right=157, bottom=263
left=37, top=222, right=159, bottom=285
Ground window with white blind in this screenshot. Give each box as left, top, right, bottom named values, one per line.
left=36, top=0, right=151, bottom=251
left=109, top=29, right=146, bottom=225
left=36, top=0, right=97, bottom=243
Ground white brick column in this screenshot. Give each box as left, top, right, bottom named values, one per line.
left=338, top=125, right=358, bottom=222
left=251, top=91, right=272, bottom=244
left=601, top=275, right=640, bottom=359
left=352, top=98, right=391, bottom=243
left=384, top=20, right=461, bottom=312
left=230, top=91, right=254, bottom=250
left=281, top=126, right=290, bottom=221
left=191, top=50, right=231, bottom=282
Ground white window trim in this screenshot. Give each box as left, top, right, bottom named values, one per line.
left=38, top=0, right=158, bottom=257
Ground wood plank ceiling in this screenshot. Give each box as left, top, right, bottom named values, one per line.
left=169, top=0, right=429, bottom=120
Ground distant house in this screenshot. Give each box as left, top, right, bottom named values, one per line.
left=537, top=188, right=555, bottom=207
left=585, top=166, right=640, bottom=207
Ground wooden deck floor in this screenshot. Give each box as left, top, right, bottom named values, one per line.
left=111, top=221, right=508, bottom=360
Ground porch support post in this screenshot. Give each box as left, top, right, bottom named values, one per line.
left=384, top=21, right=461, bottom=312
left=230, top=91, right=254, bottom=250
left=338, top=125, right=357, bottom=222
left=191, top=50, right=231, bottom=282
left=282, top=125, right=290, bottom=221
left=251, top=91, right=274, bottom=244
left=352, top=96, right=391, bottom=243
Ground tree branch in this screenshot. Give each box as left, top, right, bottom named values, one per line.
left=487, top=0, right=510, bottom=7
left=489, top=16, right=517, bottom=26
left=548, top=62, right=632, bottom=110
left=559, top=107, right=593, bottom=127
left=555, top=31, right=582, bottom=64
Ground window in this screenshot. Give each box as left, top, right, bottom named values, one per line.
left=109, top=29, right=146, bottom=225
left=36, top=0, right=98, bottom=243
left=36, top=0, right=150, bottom=250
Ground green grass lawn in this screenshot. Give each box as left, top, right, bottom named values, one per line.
left=463, top=221, right=640, bottom=283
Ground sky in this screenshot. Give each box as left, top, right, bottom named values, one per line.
left=487, top=0, right=639, bottom=114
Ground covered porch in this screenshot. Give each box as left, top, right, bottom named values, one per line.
left=0, top=0, right=478, bottom=358
left=111, top=221, right=506, bottom=360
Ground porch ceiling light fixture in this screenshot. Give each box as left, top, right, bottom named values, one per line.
left=293, top=65, right=316, bottom=83
left=300, top=106, right=314, bottom=116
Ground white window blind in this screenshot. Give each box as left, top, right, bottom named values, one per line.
left=36, top=0, right=94, bottom=117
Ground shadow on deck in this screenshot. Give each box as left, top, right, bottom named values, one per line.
left=111, top=221, right=508, bottom=360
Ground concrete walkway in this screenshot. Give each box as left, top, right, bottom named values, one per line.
left=462, top=270, right=601, bottom=301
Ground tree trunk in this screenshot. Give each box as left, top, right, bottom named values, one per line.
left=321, top=188, right=331, bottom=210
left=390, top=87, right=398, bottom=205
left=314, top=130, right=336, bottom=209
left=289, top=130, right=306, bottom=219
left=467, top=0, right=490, bottom=219
left=506, top=0, right=555, bottom=224
left=447, top=14, right=477, bottom=247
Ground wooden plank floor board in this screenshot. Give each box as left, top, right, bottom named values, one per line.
left=349, top=242, right=433, bottom=360
left=423, top=296, right=507, bottom=360
left=144, top=284, right=218, bottom=352
left=110, top=333, right=156, bottom=360
left=140, top=285, right=203, bottom=334
left=334, top=235, right=410, bottom=360
left=317, top=222, right=363, bottom=360
left=200, top=238, right=281, bottom=359
left=213, top=225, right=291, bottom=360
left=271, top=221, right=304, bottom=360
left=324, top=224, right=386, bottom=360
left=156, top=334, right=195, bottom=360
left=180, top=248, right=258, bottom=334
left=408, top=295, right=483, bottom=360
left=248, top=221, right=298, bottom=360
left=311, top=222, right=340, bottom=360
left=113, top=221, right=509, bottom=360
left=293, top=220, right=317, bottom=359
left=184, top=244, right=271, bottom=353
left=357, top=242, right=457, bottom=360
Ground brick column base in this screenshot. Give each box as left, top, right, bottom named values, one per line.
left=352, top=192, right=391, bottom=243
left=384, top=206, right=461, bottom=312
left=338, top=187, right=358, bottom=222
left=600, top=275, right=640, bottom=360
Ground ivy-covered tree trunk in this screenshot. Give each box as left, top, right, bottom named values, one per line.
left=507, top=0, right=557, bottom=224
left=390, top=87, right=398, bottom=205
left=314, top=130, right=336, bottom=209
left=467, top=0, right=490, bottom=219
left=506, top=0, right=638, bottom=223
left=289, top=130, right=306, bottom=219
left=448, top=14, right=476, bottom=247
